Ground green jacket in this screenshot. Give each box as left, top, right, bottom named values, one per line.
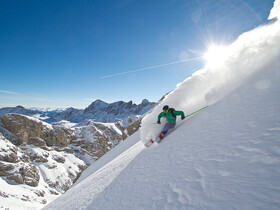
left=158, top=109, right=185, bottom=125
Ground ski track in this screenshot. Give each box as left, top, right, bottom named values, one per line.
left=44, top=141, right=145, bottom=210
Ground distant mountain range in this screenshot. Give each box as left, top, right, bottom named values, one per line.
left=0, top=99, right=155, bottom=124
left=0, top=105, right=39, bottom=117
left=29, top=107, right=67, bottom=116
left=50, top=99, right=155, bottom=123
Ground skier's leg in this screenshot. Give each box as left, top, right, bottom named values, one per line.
left=162, top=122, right=175, bottom=135
left=156, top=122, right=175, bottom=143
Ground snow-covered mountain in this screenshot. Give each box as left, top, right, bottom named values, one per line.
left=0, top=106, right=39, bottom=117
left=50, top=99, right=155, bottom=123
left=0, top=99, right=154, bottom=126
left=0, top=98, right=152, bottom=209
left=29, top=107, right=67, bottom=116
left=48, top=108, right=84, bottom=123
left=0, top=112, right=127, bottom=209
left=44, top=4, right=280, bottom=210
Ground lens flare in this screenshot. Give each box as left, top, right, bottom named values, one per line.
left=204, top=45, right=228, bottom=67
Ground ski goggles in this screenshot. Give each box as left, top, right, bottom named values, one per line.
left=163, top=108, right=169, bottom=114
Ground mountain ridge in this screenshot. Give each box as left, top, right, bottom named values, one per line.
left=50, top=99, right=155, bottom=123
left=0, top=99, right=155, bottom=124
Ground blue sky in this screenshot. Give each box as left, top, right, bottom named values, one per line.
left=0, top=0, right=274, bottom=108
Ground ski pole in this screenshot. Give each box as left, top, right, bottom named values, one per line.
left=185, top=105, right=208, bottom=118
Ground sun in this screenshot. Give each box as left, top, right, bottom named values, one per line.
left=204, top=45, right=228, bottom=67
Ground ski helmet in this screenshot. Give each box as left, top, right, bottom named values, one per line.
left=163, top=105, right=169, bottom=111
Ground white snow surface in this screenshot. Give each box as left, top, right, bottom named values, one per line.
left=269, top=0, right=280, bottom=20
left=44, top=9, right=280, bottom=210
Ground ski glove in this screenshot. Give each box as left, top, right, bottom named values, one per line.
left=181, top=116, right=185, bottom=120
left=157, top=121, right=161, bottom=124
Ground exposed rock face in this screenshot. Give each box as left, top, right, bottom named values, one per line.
left=0, top=114, right=89, bottom=208
left=0, top=118, right=19, bottom=144
left=73, top=120, right=124, bottom=160
left=0, top=114, right=74, bottom=146
left=0, top=137, right=21, bottom=163
left=0, top=112, right=131, bottom=163
left=0, top=133, right=87, bottom=208
left=23, top=163, right=40, bottom=187
left=0, top=134, right=40, bottom=187
left=28, top=137, right=47, bottom=147
left=124, top=118, right=142, bottom=137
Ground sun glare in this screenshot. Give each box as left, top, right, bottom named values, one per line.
left=204, top=45, right=228, bottom=67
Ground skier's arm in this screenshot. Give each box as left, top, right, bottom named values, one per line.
left=157, top=112, right=165, bottom=122
left=173, top=110, right=185, bottom=116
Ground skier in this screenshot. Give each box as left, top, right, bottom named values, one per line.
left=156, top=105, right=185, bottom=142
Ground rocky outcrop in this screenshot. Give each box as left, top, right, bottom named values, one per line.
left=0, top=112, right=130, bottom=163
left=0, top=113, right=89, bottom=200
left=0, top=136, right=24, bottom=163
left=23, top=163, right=40, bottom=187
left=0, top=132, right=87, bottom=208
left=0, top=118, right=20, bottom=144
left=72, top=120, right=124, bottom=161
left=124, top=118, right=142, bottom=137
left=0, top=113, right=74, bottom=146
left=0, top=134, right=40, bottom=187
left=28, top=137, right=47, bottom=147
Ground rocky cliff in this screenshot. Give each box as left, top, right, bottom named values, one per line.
left=0, top=132, right=87, bottom=208
left=1, top=114, right=74, bottom=146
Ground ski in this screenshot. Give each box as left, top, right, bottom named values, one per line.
left=144, top=137, right=162, bottom=147
left=144, top=139, right=154, bottom=147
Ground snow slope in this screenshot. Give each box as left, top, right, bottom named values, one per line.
left=44, top=64, right=280, bottom=209
left=269, top=0, right=280, bottom=20
left=44, top=4, right=280, bottom=210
